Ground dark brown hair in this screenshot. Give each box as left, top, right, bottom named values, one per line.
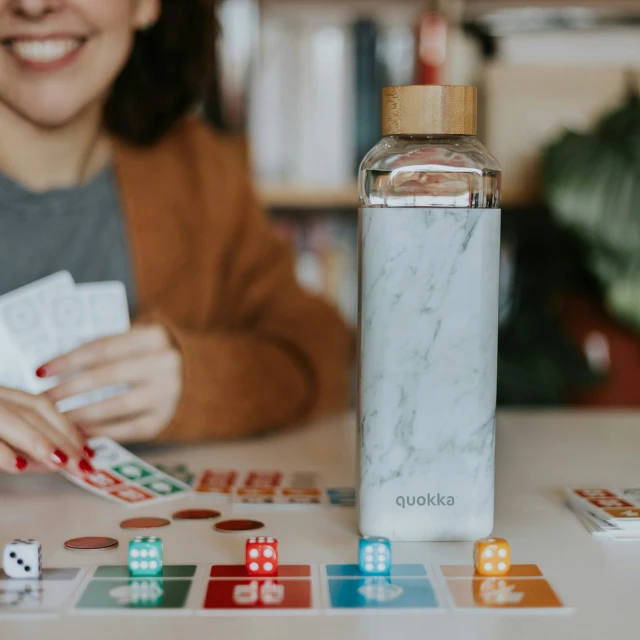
left=105, top=0, right=219, bottom=146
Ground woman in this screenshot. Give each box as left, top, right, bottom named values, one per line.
left=0, top=0, right=351, bottom=478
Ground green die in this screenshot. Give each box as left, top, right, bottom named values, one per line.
left=128, top=537, right=163, bottom=577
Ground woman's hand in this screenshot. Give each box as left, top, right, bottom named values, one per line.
left=42, top=324, right=183, bottom=443
left=0, top=387, right=93, bottom=477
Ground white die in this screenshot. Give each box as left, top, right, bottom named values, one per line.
left=2, top=540, right=41, bottom=579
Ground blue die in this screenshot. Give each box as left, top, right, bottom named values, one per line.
left=358, top=536, right=391, bottom=575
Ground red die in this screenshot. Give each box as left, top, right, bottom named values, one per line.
left=246, top=536, right=278, bottom=576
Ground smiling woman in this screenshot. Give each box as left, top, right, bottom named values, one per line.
left=0, top=0, right=352, bottom=477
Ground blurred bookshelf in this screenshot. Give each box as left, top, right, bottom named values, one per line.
left=213, top=0, right=640, bottom=327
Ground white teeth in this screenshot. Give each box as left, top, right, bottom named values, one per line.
left=11, top=39, right=81, bottom=63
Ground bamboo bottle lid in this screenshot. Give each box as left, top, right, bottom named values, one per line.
left=382, top=85, right=477, bottom=136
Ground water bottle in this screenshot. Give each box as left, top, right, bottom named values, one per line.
left=358, top=85, right=502, bottom=541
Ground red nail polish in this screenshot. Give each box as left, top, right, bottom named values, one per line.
left=51, top=450, right=69, bottom=466
left=78, top=459, right=95, bottom=474
left=15, top=456, right=28, bottom=471
left=83, top=446, right=95, bottom=459
left=35, top=366, right=49, bottom=378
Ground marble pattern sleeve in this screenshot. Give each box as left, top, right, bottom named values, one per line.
left=358, top=207, right=501, bottom=541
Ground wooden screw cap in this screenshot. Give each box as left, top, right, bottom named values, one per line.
left=382, top=85, right=477, bottom=136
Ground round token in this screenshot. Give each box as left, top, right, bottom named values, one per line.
left=120, top=517, right=171, bottom=530
left=172, top=509, right=221, bottom=521
left=64, top=537, right=119, bottom=551
left=214, top=519, right=265, bottom=533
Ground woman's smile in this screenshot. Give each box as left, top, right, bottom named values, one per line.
left=1, top=34, right=88, bottom=71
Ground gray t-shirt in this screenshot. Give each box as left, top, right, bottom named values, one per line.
left=0, top=165, right=137, bottom=314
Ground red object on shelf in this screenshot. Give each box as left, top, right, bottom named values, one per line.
left=561, top=295, right=640, bottom=407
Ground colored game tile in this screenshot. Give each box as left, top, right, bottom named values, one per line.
left=447, top=577, right=564, bottom=609
left=574, top=489, right=616, bottom=499
left=75, top=579, right=192, bottom=610
left=83, top=470, right=122, bottom=489
left=243, top=471, right=284, bottom=489
left=210, top=564, right=311, bottom=578
left=327, top=577, right=438, bottom=610
left=94, top=565, right=197, bottom=579
left=326, top=564, right=427, bottom=578
left=587, top=497, right=634, bottom=509
left=204, top=579, right=312, bottom=610
left=111, top=462, right=154, bottom=482
left=108, top=486, right=155, bottom=504
left=603, top=507, right=640, bottom=518
left=440, top=564, right=543, bottom=578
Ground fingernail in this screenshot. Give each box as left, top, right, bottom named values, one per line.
left=35, top=366, right=50, bottom=378
left=83, top=446, right=95, bottom=459
left=51, top=450, right=69, bottom=466
left=15, top=456, right=28, bottom=472
left=78, top=459, right=95, bottom=474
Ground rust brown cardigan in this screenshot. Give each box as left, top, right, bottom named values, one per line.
left=111, top=118, right=352, bottom=442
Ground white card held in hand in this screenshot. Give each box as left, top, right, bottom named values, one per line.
left=0, top=271, right=75, bottom=370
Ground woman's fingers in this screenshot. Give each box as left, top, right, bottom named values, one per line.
left=0, top=404, right=93, bottom=479
left=38, top=326, right=171, bottom=378
left=0, top=441, right=28, bottom=475
left=0, top=386, right=87, bottom=452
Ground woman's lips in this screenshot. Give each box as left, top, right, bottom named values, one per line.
left=2, top=36, right=87, bottom=71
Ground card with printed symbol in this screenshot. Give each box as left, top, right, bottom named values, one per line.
left=0, top=272, right=75, bottom=384
left=61, top=437, right=191, bottom=507
left=566, top=488, right=640, bottom=531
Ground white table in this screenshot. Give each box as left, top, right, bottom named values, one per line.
left=1, top=410, right=640, bottom=639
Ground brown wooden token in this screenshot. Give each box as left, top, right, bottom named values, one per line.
left=214, top=519, right=265, bottom=533
left=172, top=509, right=221, bottom=521
left=64, top=537, right=119, bottom=551
left=120, top=517, right=171, bottom=530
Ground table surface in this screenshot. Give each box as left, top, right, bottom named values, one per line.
left=1, top=410, right=640, bottom=639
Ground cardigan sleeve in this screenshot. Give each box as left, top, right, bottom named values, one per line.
left=152, top=171, right=353, bottom=443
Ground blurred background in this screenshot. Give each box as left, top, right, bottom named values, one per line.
left=203, top=0, right=640, bottom=408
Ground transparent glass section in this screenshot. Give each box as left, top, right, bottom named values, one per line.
left=359, top=135, right=502, bottom=208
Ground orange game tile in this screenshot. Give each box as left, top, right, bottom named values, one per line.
left=448, top=577, right=564, bottom=608
left=440, top=564, right=543, bottom=578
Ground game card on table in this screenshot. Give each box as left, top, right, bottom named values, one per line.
left=62, top=437, right=191, bottom=507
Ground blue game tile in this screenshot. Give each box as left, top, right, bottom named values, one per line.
left=327, top=577, right=438, bottom=609
left=326, top=564, right=427, bottom=577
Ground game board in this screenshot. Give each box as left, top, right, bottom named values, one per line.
left=0, top=564, right=568, bottom=618
left=0, top=568, right=85, bottom=619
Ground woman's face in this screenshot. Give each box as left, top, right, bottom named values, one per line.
left=0, top=0, right=159, bottom=128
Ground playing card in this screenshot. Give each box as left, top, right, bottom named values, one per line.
left=566, top=488, right=640, bottom=531
left=0, top=322, right=34, bottom=392
left=0, top=271, right=75, bottom=371
left=42, top=282, right=130, bottom=409
left=61, top=437, right=191, bottom=507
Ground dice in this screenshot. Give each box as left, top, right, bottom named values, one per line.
left=358, top=536, right=391, bottom=575
left=474, top=537, right=511, bottom=576
left=128, top=537, right=163, bottom=577
left=2, top=540, right=41, bottom=579
left=245, top=536, right=278, bottom=576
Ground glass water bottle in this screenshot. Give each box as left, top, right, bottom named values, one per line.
left=357, top=85, right=502, bottom=541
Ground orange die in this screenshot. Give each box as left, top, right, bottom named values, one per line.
left=474, top=537, right=511, bottom=576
